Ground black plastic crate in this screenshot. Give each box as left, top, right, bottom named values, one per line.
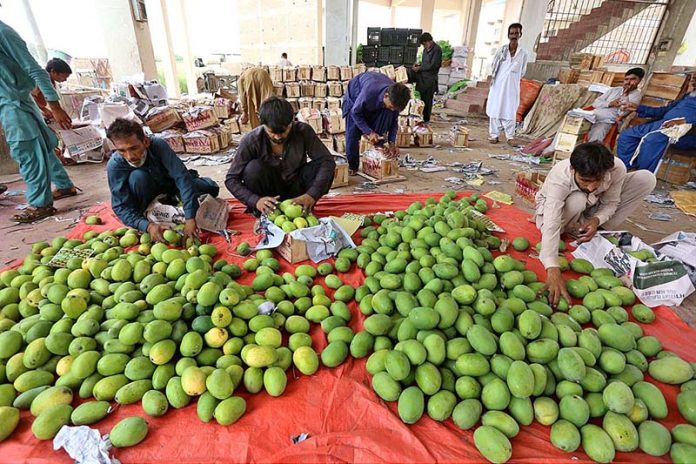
left=406, top=28, right=423, bottom=46
left=363, top=61, right=377, bottom=68
left=403, top=45, right=418, bottom=65
left=362, top=45, right=379, bottom=63
left=392, top=28, right=409, bottom=45
left=367, top=27, right=381, bottom=46
left=389, top=46, right=404, bottom=64
left=378, top=46, right=391, bottom=62
left=380, top=28, right=396, bottom=46
left=376, top=61, right=389, bottom=68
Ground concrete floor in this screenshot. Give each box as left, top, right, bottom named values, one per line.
left=1, top=114, right=694, bottom=324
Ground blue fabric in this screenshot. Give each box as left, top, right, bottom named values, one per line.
left=342, top=72, right=399, bottom=142
left=8, top=136, right=73, bottom=208
left=345, top=119, right=362, bottom=171
left=107, top=137, right=218, bottom=231
left=617, top=95, right=696, bottom=172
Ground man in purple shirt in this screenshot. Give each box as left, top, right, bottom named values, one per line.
left=342, top=72, right=410, bottom=174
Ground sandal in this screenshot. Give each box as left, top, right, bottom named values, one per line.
left=0, top=184, right=7, bottom=196
left=12, top=205, right=57, bottom=223
left=53, top=186, right=80, bottom=200
left=349, top=169, right=359, bottom=176
left=488, top=137, right=499, bottom=144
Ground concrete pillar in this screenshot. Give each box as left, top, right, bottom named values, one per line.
left=158, top=0, right=180, bottom=98
left=652, top=0, right=696, bottom=71
left=420, top=0, right=435, bottom=32
left=21, top=0, right=47, bottom=64
left=461, top=0, right=482, bottom=78
left=518, top=0, right=546, bottom=62
left=97, top=0, right=157, bottom=82
left=502, top=0, right=523, bottom=43
left=0, top=126, right=19, bottom=176
left=325, top=0, right=352, bottom=65
left=177, top=0, right=198, bottom=95
left=351, top=0, right=360, bottom=64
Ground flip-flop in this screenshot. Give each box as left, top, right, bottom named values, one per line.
left=488, top=137, right=499, bottom=144
left=12, top=205, right=57, bottom=223
left=0, top=184, right=7, bottom=196
left=349, top=169, right=359, bottom=176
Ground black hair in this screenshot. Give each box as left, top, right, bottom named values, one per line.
left=107, top=118, right=145, bottom=141
left=46, top=58, right=72, bottom=75
left=508, top=23, right=523, bottom=34
left=625, top=67, right=645, bottom=80
left=419, top=33, right=433, bottom=45
left=387, top=83, right=411, bottom=112
left=281, top=52, right=288, bottom=59
left=570, top=142, right=614, bottom=178
left=259, top=96, right=294, bottom=132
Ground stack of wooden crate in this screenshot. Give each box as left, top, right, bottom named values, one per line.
left=554, top=114, right=591, bottom=163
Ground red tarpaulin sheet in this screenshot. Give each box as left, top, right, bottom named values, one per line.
left=2, top=193, right=694, bottom=464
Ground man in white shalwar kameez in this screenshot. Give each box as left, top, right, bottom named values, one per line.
left=486, top=23, right=528, bottom=146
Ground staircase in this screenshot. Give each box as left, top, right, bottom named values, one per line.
left=536, top=0, right=651, bottom=61
left=444, top=81, right=489, bottom=115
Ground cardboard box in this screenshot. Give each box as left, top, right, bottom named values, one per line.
left=183, top=130, right=221, bottom=154
left=327, top=65, right=340, bottom=81
left=342, top=82, right=349, bottom=95
left=269, top=66, right=283, bottom=82
left=182, top=106, right=219, bottom=132
left=276, top=234, right=310, bottom=264
left=210, top=126, right=231, bottom=148
left=394, top=66, right=408, bottom=83
left=283, top=66, right=297, bottom=82
left=300, top=81, right=315, bottom=97
left=299, top=97, right=313, bottom=110
left=159, top=129, right=185, bottom=153
left=340, top=66, right=353, bottom=81
left=332, top=155, right=349, bottom=188
left=297, top=108, right=323, bottom=133
left=213, top=97, right=235, bottom=119
left=657, top=150, right=696, bottom=184
left=328, top=81, right=343, bottom=97
left=380, top=65, right=395, bottom=80
left=553, top=149, right=572, bottom=164
left=396, top=126, right=412, bottom=148
left=325, top=110, right=345, bottom=134
left=556, top=132, right=582, bottom=152
left=515, top=171, right=546, bottom=204
left=334, top=134, right=346, bottom=153
left=286, top=98, right=299, bottom=113
left=327, top=97, right=341, bottom=111
left=285, top=83, right=300, bottom=98
left=409, top=99, right=425, bottom=117
left=298, top=65, right=312, bottom=81
left=449, top=126, right=469, bottom=147
left=361, top=153, right=399, bottom=179
left=223, top=117, right=241, bottom=134
left=319, top=136, right=334, bottom=151
left=272, top=83, right=285, bottom=96
left=560, top=115, right=592, bottom=135
left=145, top=106, right=181, bottom=133
left=311, top=98, right=325, bottom=111
left=314, top=83, right=328, bottom=98
left=312, top=65, right=326, bottom=82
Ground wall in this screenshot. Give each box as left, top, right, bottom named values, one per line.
left=672, top=3, right=696, bottom=67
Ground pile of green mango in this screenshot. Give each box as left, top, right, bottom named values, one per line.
left=267, top=199, right=320, bottom=233
left=0, top=225, right=360, bottom=447
left=343, top=192, right=696, bottom=463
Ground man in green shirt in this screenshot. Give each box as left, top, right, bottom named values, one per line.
left=0, top=21, right=77, bottom=223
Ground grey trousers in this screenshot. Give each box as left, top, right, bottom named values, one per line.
left=539, top=170, right=656, bottom=233
left=587, top=121, right=614, bottom=143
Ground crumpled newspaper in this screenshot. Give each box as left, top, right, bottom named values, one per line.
left=53, top=425, right=120, bottom=464
left=289, top=218, right=356, bottom=263
left=257, top=301, right=276, bottom=315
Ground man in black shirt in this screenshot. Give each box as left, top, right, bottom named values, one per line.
left=225, top=96, right=336, bottom=215
left=407, top=32, right=442, bottom=123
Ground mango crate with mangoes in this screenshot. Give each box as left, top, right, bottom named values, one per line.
left=0, top=191, right=695, bottom=464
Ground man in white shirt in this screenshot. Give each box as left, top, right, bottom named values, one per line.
left=486, top=23, right=528, bottom=146
left=278, top=53, right=292, bottom=67
left=587, top=67, right=644, bottom=142
left=535, top=142, right=656, bottom=306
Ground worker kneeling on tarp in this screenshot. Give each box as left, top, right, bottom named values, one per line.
left=225, top=96, right=336, bottom=216
left=535, top=142, right=656, bottom=306
left=106, top=118, right=219, bottom=241
left=343, top=72, right=411, bottom=175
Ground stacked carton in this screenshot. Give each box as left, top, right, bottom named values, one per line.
left=554, top=114, right=591, bottom=162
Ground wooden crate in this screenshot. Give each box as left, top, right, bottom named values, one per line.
left=515, top=171, right=546, bottom=204
left=276, top=235, right=309, bottom=264
left=577, top=71, right=593, bottom=86
left=590, top=70, right=605, bottom=83
left=553, top=150, right=572, bottom=164
left=361, top=156, right=399, bottom=180
left=644, top=72, right=689, bottom=100
left=657, top=150, right=696, bottom=184
left=449, top=126, right=469, bottom=147
left=557, top=68, right=579, bottom=84
left=560, top=115, right=591, bottom=135
left=332, top=162, right=349, bottom=188
left=556, top=132, right=582, bottom=152
left=570, top=53, right=594, bottom=70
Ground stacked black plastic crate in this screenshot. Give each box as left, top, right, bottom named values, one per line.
left=362, top=27, right=421, bottom=68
